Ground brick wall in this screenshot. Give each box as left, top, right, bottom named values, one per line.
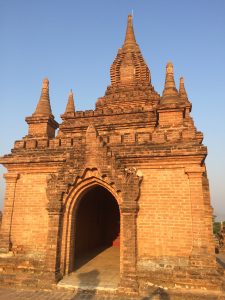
left=137, top=168, right=192, bottom=259
left=158, top=110, right=184, bottom=126
left=10, top=173, right=48, bottom=254
left=0, top=211, right=2, bottom=230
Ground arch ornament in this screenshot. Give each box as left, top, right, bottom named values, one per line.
left=45, top=166, right=143, bottom=292
left=60, top=168, right=122, bottom=274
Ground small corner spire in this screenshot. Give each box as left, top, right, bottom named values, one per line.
left=123, top=14, right=137, bottom=48
left=65, top=89, right=75, bottom=114
left=33, top=78, right=52, bottom=116
left=179, top=77, right=188, bottom=99
left=179, top=76, right=192, bottom=112
left=162, top=62, right=178, bottom=98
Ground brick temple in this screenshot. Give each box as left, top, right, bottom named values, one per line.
left=0, top=15, right=223, bottom=295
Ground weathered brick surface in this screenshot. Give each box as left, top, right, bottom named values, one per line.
left=0, top=14, right=222, bottom=297
left=0, top=211, right=2, bottom=230
left=10, top=174, right=49, bottom=254
left=137, top=168, right=192, bottom=259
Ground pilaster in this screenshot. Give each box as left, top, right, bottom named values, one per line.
left=185, top=166, right=216, bottom=267
left=0, top=173, right=19, bottom=252
left=119, top=205, right=139, bottom=294
left=45, top=204, right=63, bottom=282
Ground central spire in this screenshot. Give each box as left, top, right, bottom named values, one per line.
left=123, top=14, right=137, bottom=49
left=109, top=15, right=151, bottom=87
left=96, top=15, right=160, bottom=110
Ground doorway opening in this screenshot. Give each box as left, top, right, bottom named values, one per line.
left=58, top=185, right=121, bottom=290
left=74, top=185, right=120, bottom=270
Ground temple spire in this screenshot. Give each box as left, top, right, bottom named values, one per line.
left=179, top=76, right=192, bottom=112
left=65, top=89, right=75, bottom=114
left=33, top=78, right=52, bottom=116
left=162, top=62, right=179, bottom=98
left=97, top=14, right=155, bottom=110
left=123, top=14, right=137, bottom=49
left=179, top=77, right=188, bottom=99
left=26, top=78, right=58, bottom=138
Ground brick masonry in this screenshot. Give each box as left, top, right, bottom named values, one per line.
left=0, top=15, right=224, bottom=296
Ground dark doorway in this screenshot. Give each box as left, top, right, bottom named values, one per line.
left=74, top=186, right=120, bottom=270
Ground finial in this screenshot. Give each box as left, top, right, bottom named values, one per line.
left=123, top=14, right=137, bottom=48
left=180, top=76, right=184, bottom=84
left=33, top=78, right=52, bottom=116
left=42, top=78, right=49, bottom=87
left=166, top=62, right=174, bottom=75
left=65, top=89, right=75, bottom=114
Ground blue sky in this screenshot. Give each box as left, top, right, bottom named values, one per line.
left=0, top=0, right=225, bottom=220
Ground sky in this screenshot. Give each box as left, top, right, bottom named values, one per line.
left=0, top=0, right=224, bottom=220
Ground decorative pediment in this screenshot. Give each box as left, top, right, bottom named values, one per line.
left=46, top=125, right=143, bottom=213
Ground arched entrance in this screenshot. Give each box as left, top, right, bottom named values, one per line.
left=56, top=170, right=140, bottom=292
left=58, top=183, right=121, bottom=290
left=74, top=185, right=120, bottom=270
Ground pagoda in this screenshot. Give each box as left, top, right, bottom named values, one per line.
left=0, top=15, right=222, bottom=297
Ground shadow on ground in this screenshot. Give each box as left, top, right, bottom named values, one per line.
left=216, top=255, right=225, bottom=269
left=141, top=287, right=170, bottom=300
left=72, top=269, right=99, bottom=299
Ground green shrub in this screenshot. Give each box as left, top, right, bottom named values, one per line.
left=213, top=222, right=221, bottom=234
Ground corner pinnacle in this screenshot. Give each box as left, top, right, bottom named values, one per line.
left=33, top=78, right=52, bottom=116
left=162, top=62, right=178, bottom=98
left=179, top=77, right=188, bottom=99
left=65, top=89, right=75, bottom=114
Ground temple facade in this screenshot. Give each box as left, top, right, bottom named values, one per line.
left=0, top=15, right=222, bottom=295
